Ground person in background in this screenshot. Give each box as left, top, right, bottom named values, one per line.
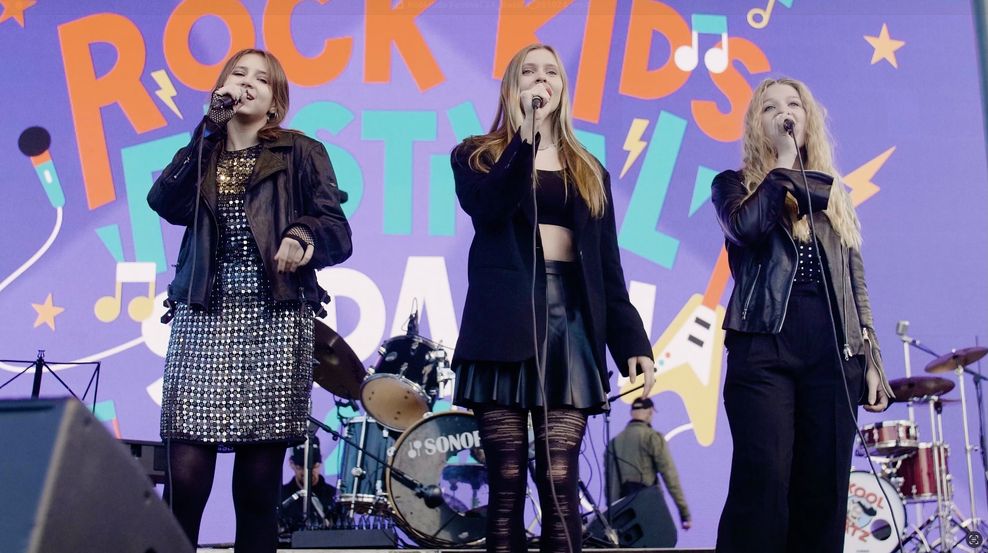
left=605, top=397, right=691, bottom=545
left=279, top=436, right=336, bottom=532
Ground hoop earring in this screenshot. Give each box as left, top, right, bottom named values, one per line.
left=267, top=111, right=276, bottom=121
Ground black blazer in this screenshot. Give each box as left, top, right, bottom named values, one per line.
left=452, top=133, right=652, bottom=383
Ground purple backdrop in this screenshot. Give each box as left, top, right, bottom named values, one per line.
left=1, top=0, right=986, bottom=547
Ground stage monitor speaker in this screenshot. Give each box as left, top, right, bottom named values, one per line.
left=0, top=398, right=191, bottom=553
left=586, top=485, right=677, bottom=548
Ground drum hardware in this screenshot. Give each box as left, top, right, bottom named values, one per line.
left=307, top=413, right=445, bottom=508
left=337, top=416, right=395, bottom=515
left=924, top=345, right=988, bottom=546
left=893, top=328, right=988, bottom=549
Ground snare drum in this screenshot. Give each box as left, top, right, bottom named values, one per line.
left=337, top=416, right=396, bottom=514
left=858, top=420, right=918, bottom=457
left=897, top=442, right=951, bottom=502
left=361, top=335, right=445, bottom=431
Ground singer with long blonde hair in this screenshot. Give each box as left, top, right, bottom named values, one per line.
left=712, top=77, right=894, bottom=552
left=450, top=43, right=654, bottom=553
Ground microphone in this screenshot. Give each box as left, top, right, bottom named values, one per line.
left=417, top=484, right=445, bottom=508
left=217, top=93, right=237, bottom=110
left=783, top=118, right=795, bottom=135
left=531, top=95, right=545, bottom=110
left=896, top=320, right=921, bottom=346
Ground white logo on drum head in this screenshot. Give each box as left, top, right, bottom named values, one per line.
left=406, top=430, right=482, bottom=458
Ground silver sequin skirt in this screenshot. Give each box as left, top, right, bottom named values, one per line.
left=160, top=192, right=313, bottom=447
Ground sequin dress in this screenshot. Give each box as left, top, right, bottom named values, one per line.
left=160, top=144, right=314, bottom=447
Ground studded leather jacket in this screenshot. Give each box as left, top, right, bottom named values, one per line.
left=148, top=118, right=352, bottom=317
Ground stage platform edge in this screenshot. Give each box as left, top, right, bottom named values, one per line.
left=197, top=545, right=715, bottom=553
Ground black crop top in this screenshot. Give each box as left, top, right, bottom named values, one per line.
left=534, top=170, right=572, bottom=228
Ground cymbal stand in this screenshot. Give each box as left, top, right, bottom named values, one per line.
left=950, top=357, right=987, bottom=539
left=899, top=323, right=924, bottom=526
left=895, top=397, right=953, bottom=552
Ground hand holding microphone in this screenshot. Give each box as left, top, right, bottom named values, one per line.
left=213, top=84, right=246, bottom=111
left=522, top=83, right=553, bottom=122
left=207, top=84, right=247, bottom=127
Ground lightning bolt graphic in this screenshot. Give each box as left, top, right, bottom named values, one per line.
left=620, top=118, right=650, bottom=178
left=151, top=69, right=182, bottom=119
left=843, top=146, right=895, bottom=205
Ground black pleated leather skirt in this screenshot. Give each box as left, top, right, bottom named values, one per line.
left=453, top=260, right=608, bottom=414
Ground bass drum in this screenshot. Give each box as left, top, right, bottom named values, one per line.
left=386, top=411, right=488, bottom=547
left=844, top=471, right=906, bottom=553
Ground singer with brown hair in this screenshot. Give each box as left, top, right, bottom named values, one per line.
left=147, top=48, right=351, bottom=553
left=450, top=43, right=654, bottom=553
left=711, top=77, right=894, bottom=553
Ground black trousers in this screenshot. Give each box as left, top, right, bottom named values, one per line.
left=716, top=282, right=864, bottom=553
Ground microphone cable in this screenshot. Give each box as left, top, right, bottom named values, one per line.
left=528, top=99, right=576, bottom=553
left=786, top=123, right=903, bottom=552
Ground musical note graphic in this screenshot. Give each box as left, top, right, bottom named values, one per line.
left=620, top=247, right=731, bottom=446
left=747, top=0, right=794, bottom=30
left=18, top=126, right=65, bottom=208
left=94, top=261, right=157, bottom=322
left=674, top=14, right=730, bottom=74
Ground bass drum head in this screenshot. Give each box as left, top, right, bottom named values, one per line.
left=386, top=411, right=487, bottom=547
left=844, top=471, right=906, bottom=553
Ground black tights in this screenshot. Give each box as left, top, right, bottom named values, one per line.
left=475, top=406, right=587, bottom=553
left=163, top=441, right=286, bottom=553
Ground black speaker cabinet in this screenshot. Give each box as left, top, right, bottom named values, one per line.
left=587, top=485, right=678, bottom=547
left=0, top=398, right=191, bottom=553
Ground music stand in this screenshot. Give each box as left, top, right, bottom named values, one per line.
left=0, top=349, right=102, bottom=409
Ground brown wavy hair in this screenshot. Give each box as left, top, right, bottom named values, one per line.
left=741, top=77, right=862, bottom=248
left=458, top=44, right=606, bottom=218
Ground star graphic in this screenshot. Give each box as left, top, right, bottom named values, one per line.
left=32, top=293, right=65, bottom=331
left=864, top=24, right=906, bottom=68
left=0, top=0, right=36, bottom=27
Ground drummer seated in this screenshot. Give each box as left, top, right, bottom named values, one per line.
left=279, top=436, right=337, bottom=532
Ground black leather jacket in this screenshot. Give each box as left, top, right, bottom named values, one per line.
left=711, top=168, right=893, bottom=403
left=147, top=119, right=352, bottom=316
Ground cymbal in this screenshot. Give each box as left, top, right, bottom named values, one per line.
left=925, top=347, right=988, bottom=374
left=312, top=320, right=366, bottom=399
left=889, top=376, right=955, bottom=401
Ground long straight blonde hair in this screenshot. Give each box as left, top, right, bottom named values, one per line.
left=741, top=78, right=862, bottom=249
left=459, top=44, right=606, bottom=218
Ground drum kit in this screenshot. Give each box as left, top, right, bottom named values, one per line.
left=845, top=324, right=988, bottom=553
left=296, top=313, right=495, bottom=547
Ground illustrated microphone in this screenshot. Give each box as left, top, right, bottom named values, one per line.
left=783, top=118, right=795, bottom=135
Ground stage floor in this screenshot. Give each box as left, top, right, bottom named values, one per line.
left=197, top=545, right=714, bottom=553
